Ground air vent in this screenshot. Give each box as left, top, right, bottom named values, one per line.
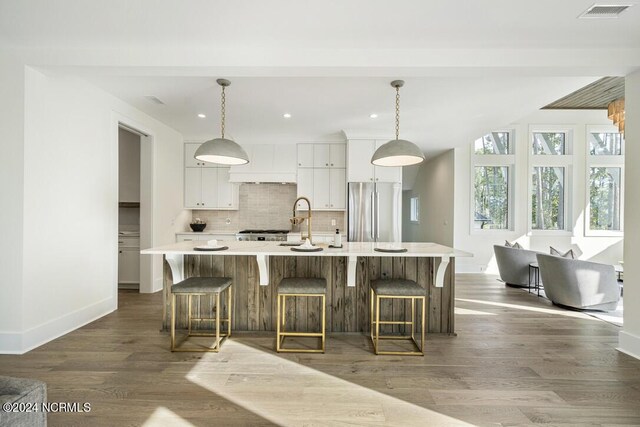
left=579, top=4, right=632, bottom=18
left=144, top=95, right=165, bottom=105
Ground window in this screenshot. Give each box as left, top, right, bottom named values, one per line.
left=532, top=132, right=565, bottom=155
left=471, top=131, right=514, bottom=231
left=531, top=166, right=565, bottom=230
left=474, top=167, right=509, bottom=229
left=586, top=127, right=624, bottom=235
left=409, top=197, right=419, bottom=223
left=474, top=132, right=510, bottom=155
left=529, top=127, right=573, bottom=233
left=589, top=167, right=621, bottom=230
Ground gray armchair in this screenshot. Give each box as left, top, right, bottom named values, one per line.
left=536, top=254, right=620, bottom=311
left=0, top=376, right=47, bottom=427
left=494, top=245, right=540, bottom=287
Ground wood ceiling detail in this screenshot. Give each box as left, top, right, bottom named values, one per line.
left=543, top=77, right=625, bottom=110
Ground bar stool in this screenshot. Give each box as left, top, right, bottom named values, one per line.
left=276, top=278, right=326, bottom=353
left=370, top=279, right=426, bottom=356
left=170, top=277, right=233, bottom=352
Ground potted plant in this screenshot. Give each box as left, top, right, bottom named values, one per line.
left=190, top=218, right=207, bottom=232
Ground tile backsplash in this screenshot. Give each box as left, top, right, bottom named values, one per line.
left=191, top=183, right=345, bottom=233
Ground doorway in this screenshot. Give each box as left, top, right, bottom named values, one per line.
left=116, top=122, right=155, bottom=294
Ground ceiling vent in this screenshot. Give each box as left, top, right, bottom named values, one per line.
left=579, top=4, right=633, bottom=18
left=144, top=95, right=165, bottom=105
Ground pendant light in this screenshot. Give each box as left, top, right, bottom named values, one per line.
left=194, top=79, right=249, bottom=165
left=371, top=80, right=425, bottom=167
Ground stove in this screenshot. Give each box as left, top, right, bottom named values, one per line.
left=236, top=229, right=290, bottom=242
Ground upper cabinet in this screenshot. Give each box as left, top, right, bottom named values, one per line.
left=330, top=144, right=346, bottom=168
left=346, top=140, right=402, bottom=183
left=184, top=143, right=239, bottom=210
left=296, top=143, right=347, bottom=211
left=229, top=144, right=297, bottom=183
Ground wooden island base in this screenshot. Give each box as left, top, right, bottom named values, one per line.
left=163, top=255, right=455, bottom=335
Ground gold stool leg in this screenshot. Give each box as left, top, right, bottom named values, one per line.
left=187, top=294, right=192, bottom=335
left=421, top=296, right=426, bottom=355
left=215, top=292, right=221, bottom=351
left=370, top=288, right=374, bottom=344
left=411, top=297, right=415, bottom=342
left=276, top=293, right=281, bottom=352
left=375, top=293, right=380, bottom=355
left=321, top=294, right=326, bottom=353
left=171, top=293, right=176, bottom=351
left=227, top=285, right=233, bottom=338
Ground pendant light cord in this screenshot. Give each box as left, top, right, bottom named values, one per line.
left=395, top=86, right=400, bottom=140
left=221, top=85, right=226, bottom=139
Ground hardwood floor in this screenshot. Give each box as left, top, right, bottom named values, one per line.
left=2, top=274, right=640, bottom=426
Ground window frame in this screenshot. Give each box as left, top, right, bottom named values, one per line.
left=527, top=125, right=574, bottom=236
left=470, top=130, right=515, bottom=234
left=585, top=125, right=625, bottom=237
left=409, top=196, right=420, bottom=224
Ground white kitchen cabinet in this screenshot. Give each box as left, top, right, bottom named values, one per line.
left=184, top=163, right=238, bottom=209
left=313, top=168, right=331, bottom=209
left=184, top=167, right=203, bottom=208
left=297, top=144, right=314, bottom=168
left=330, top=168, right=346, bottom=209
left=347, top=140, right=376, bottom=182
left=346, top=140, right=402, bottom=183
left=330, top=144, right=346, bottom=168
left=118, top=248, right=140, bottom=284
left=313, top=144, right=331, bottom=168
left=185, top=143, right=216, bottom=168
left=216, top=167, right=237, bottom=208
left=200, top=167, right=218, bottom=208
left=296, top=168, right=314, bottom=210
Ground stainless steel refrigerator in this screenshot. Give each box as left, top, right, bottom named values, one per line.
left=347, top=182, right=402, bottom=242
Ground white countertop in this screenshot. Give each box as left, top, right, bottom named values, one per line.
left=142, top=240, right=472, bottom=258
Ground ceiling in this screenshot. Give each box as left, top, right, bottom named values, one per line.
left=2, top=0, right=639, bottom=159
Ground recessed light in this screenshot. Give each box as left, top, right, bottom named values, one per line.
left=283, top=113, right=292, bottom=119
left=197, top=113, right=206, bottom=118
left=369, top=113, right=378, bottom=119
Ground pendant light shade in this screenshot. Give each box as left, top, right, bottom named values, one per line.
left=195, top=79, right=249, bottom=166
left=371, top=80, right=425, bottom=167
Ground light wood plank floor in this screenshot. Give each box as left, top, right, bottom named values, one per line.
left=2, top=274, right=640, bottom=426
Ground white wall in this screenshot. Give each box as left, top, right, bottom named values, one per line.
left=0, top=63, right=188, bottom=353
left=0, top=55, right=25, bottom=350
left=454, top=109, right=624, bottom=273
left=620, top=69, right=640, bottom=359
left=402, top=150, right=455, bottom=246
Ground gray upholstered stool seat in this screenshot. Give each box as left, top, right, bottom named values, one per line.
left=171, top=277, right=232, bottom=294
left=370, top=279, right=423, bottom=296
left=170, top=276, right=233, bottom=352
left=278, top=278, right=327, bottom=294
left=276, top=278, right=327, bottom=353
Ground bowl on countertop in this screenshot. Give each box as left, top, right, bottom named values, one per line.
left=189, top=223, right=207, bottom=232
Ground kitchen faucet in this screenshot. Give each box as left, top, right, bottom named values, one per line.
left=291, top=196, right=312, bottom=244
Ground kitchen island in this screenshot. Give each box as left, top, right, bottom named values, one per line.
left=142, top=241, right=472, bottom=335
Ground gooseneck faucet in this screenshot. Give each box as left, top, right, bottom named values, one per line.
left=291, top=196, right=312, bottom=244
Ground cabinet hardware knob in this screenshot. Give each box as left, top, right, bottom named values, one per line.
left=331, top=163, right=333, bottom=166
left=119, top=251, right=122, bottom=254
left=326, top=163, right=329, bottom=166
left=299, top=163, right=301, bottom=166
left=376, top=178, right=379, bottom=181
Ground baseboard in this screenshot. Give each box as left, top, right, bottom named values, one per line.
left=0, top=332, right=25, bottom=354
left=0, top=296, right=116, bottom=354
left=618, top=330, right=640, bottom=360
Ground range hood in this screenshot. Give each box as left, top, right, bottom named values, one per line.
left=229, top=144, right=297, bottom=183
